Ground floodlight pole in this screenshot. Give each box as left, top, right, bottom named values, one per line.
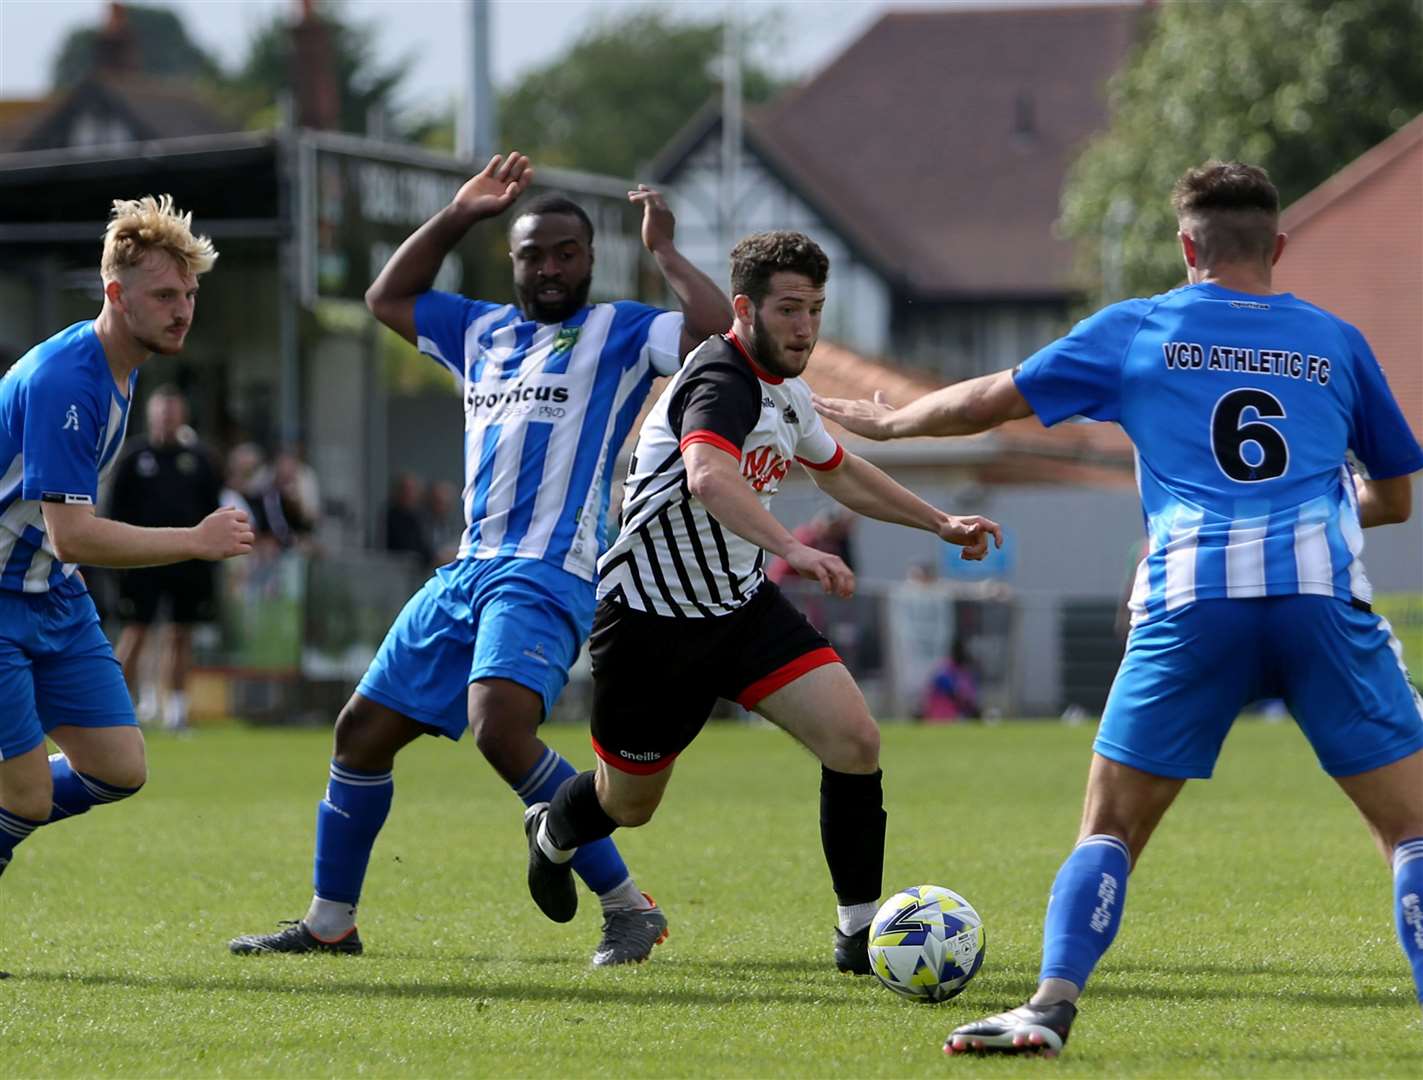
left=720, top=6, right=742, bottom=258
left=460, top=0, right=497, bottom=164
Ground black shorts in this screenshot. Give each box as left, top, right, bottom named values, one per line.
left=117, top=562, right=216, bottom=625
left=588, top=582, right=839, bottom=775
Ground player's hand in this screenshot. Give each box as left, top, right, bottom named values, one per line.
left=812, top=390, right=897, bottom=440
left=191, top=506, right=255, bottom=560
left=454, top=153, right=533, bottom=219
left=784, top=541, right=855, bottom=598
left=629, top=185, right=676, bottom=254
left=938, top=515, right=1002, bottom=561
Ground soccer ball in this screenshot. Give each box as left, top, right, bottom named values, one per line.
left=867, top=885, right=985, bottom=1002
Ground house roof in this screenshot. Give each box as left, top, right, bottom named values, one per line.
left=1274, top=113, right=1423, bottom=440
left=9, top=73, right=236, bottom=152
left=654, top=3, right=1146, bottom=299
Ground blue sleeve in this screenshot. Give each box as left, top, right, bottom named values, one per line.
left=414, top=290, right=505, bottom=380
left=21, top=365, right=102, bottom=504
left=1011, top=300, right=1147, bottom=426
left=611, top=301, right=683, bottom=375
left=1342, top=323, right=1423, bottom=479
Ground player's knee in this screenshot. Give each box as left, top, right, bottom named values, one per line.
left=470, top=715, right=531, bottom=772
left=826, top=715, right=880, bottom=774
left=4, top=786, right=53, bottom=822
left=333, top=700, right=400, bottom=770
left=102, top=758, right=148, bottom=792
left=606, top=796, right=658, bottom=828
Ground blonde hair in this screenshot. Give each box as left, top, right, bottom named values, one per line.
left=101, top=194, right=217, bottom=282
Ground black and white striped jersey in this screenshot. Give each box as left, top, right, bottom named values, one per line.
left=597, top=332, right=844, bottom=617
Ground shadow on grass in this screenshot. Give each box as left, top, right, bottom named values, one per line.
left=8, top=966, right=842, bottom=1007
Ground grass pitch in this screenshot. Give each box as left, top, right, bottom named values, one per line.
left=3, top=719, right=1420, bottom=1078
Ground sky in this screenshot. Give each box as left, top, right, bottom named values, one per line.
left=0, top=1, right=1120, bottom=114
left=0, top=0, right=893, bottom=109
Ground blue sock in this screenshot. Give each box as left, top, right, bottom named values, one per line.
left=312, top=761, right=393, bottom=906
left=1039, top=833, right=1132, bottom=990
left=47, top=753, right=142, bottom=823
left=0, top=805, right=44, bottom=871
left=1393, top=837, right=1423, bottom=1003
left=514, top=747, right=631, bottom=895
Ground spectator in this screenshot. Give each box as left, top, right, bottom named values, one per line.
left=107, top=386, right=223, bottom=731
left=384, top=472, right=432, bottom=565
left=919, top=638, right=981, bottom=723
left=252, top=446, right=319, bottom=549
left=219, top=442, right=265, bottom=524
left=427, top=479, right=464, bottom=565
left=766, top=507, right=857, bottom=585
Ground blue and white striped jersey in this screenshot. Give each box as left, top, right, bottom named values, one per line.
left=0, top=321, right=135, bottom=595
left=1014, top=282, right=1423, bottom=623
left=415, top=292, right=684, bottom=581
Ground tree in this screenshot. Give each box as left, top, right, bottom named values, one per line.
left=498, top=10, right=782, bottom=177
left=226, top=4, right=408, bottom=134
left=1061, top=0, right=1423, bottom=301
left=50, top=2, right=222, bottom=88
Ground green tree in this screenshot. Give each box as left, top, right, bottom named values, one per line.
left=50, top=2, right=222, bottom=87
left=499, top=10, right=782, bottom=177
left=226, top=4, right=407, bottom=134
left=1062, top=0, right=1423, bottom=301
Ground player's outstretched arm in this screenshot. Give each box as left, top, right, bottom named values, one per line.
left=808, top=451, right=1003, bottom=561
left=813, top=368, right=1033, bottom=440
left=630, top=185, right=733, bottom=359
left=43, top=502, right=253, bottom=568
left=366, top=152, right=534, bottom=344
left=683, top=442, right=854, bottom=596
left=1354, top=472, right=1413, bottom=528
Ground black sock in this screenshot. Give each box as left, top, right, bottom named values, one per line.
left=545, top=770, right=619, bottom=851
left=820, top=766, right=886, bottom=905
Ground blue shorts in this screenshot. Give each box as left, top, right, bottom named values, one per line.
left=1097, top=595, right=1423, bottom=779
left=0, top=588, right=136, bottom=761
left=356, top=557, right=595, bottom=740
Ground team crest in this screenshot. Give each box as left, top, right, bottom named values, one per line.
left=551, top=327, right=581, bottom=355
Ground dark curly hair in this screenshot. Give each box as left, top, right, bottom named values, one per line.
left=1171, top=161, right=1279, bottom=267
left=729, top=231, right=829, bottom=305
left=509, top=193, right=594, bottom=244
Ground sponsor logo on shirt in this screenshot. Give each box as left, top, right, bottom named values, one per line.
left=465, top=382, right=571, bottom=420
left=742, top=445, right=789, bottom=492
left=62, top=404, right=80, bottom=431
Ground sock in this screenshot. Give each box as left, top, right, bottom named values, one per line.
left=598, top=878, right=654, bottom=915
left=1392, top=837, right=1423, bottom=1003
left=544, top=769, right=620, bottom=850
left=305, top=896, right=359, bottom=941
left=1039, top=833, right=1132, bottom=989
left=0, top=806, right=43, bottom=869
left=514, top=749, right=628, bottom=895
left=820, top=767, right=886, bottom=908
left=837, top=902, right=878, bottom=937
left=311, top=760, right=393, bottom=913
left=47, top=753, right=143, bottom=823
left=163, top=690, right=189, bottom=730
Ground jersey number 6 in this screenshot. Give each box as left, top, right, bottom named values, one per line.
left=1210, top=388, right=1288, bottom=483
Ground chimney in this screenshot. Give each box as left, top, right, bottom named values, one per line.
left=291, top=0, right=341, bottom=130
left=94, top=2, right=139, bottom=76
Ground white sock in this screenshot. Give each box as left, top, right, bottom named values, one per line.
left=598, top=877, right=653, bottom=914
left=137, top=684, right=159, bottom=723
left=304, top=895, right=357, bottom=940
left=163, top=691, right=189, bottom=730
left=837, top=902, right=878, bottom=936
left=536, top=818, right=575, bottom=864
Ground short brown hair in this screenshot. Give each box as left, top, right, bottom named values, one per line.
left=101, top=194, right=217, bottom=282
left=1171, top=161, right=1280, bottom=267
left=729, top=231, right=829, bottom=305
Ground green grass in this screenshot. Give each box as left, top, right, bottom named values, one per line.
left=3, top=719, right=1420, bottom=1077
